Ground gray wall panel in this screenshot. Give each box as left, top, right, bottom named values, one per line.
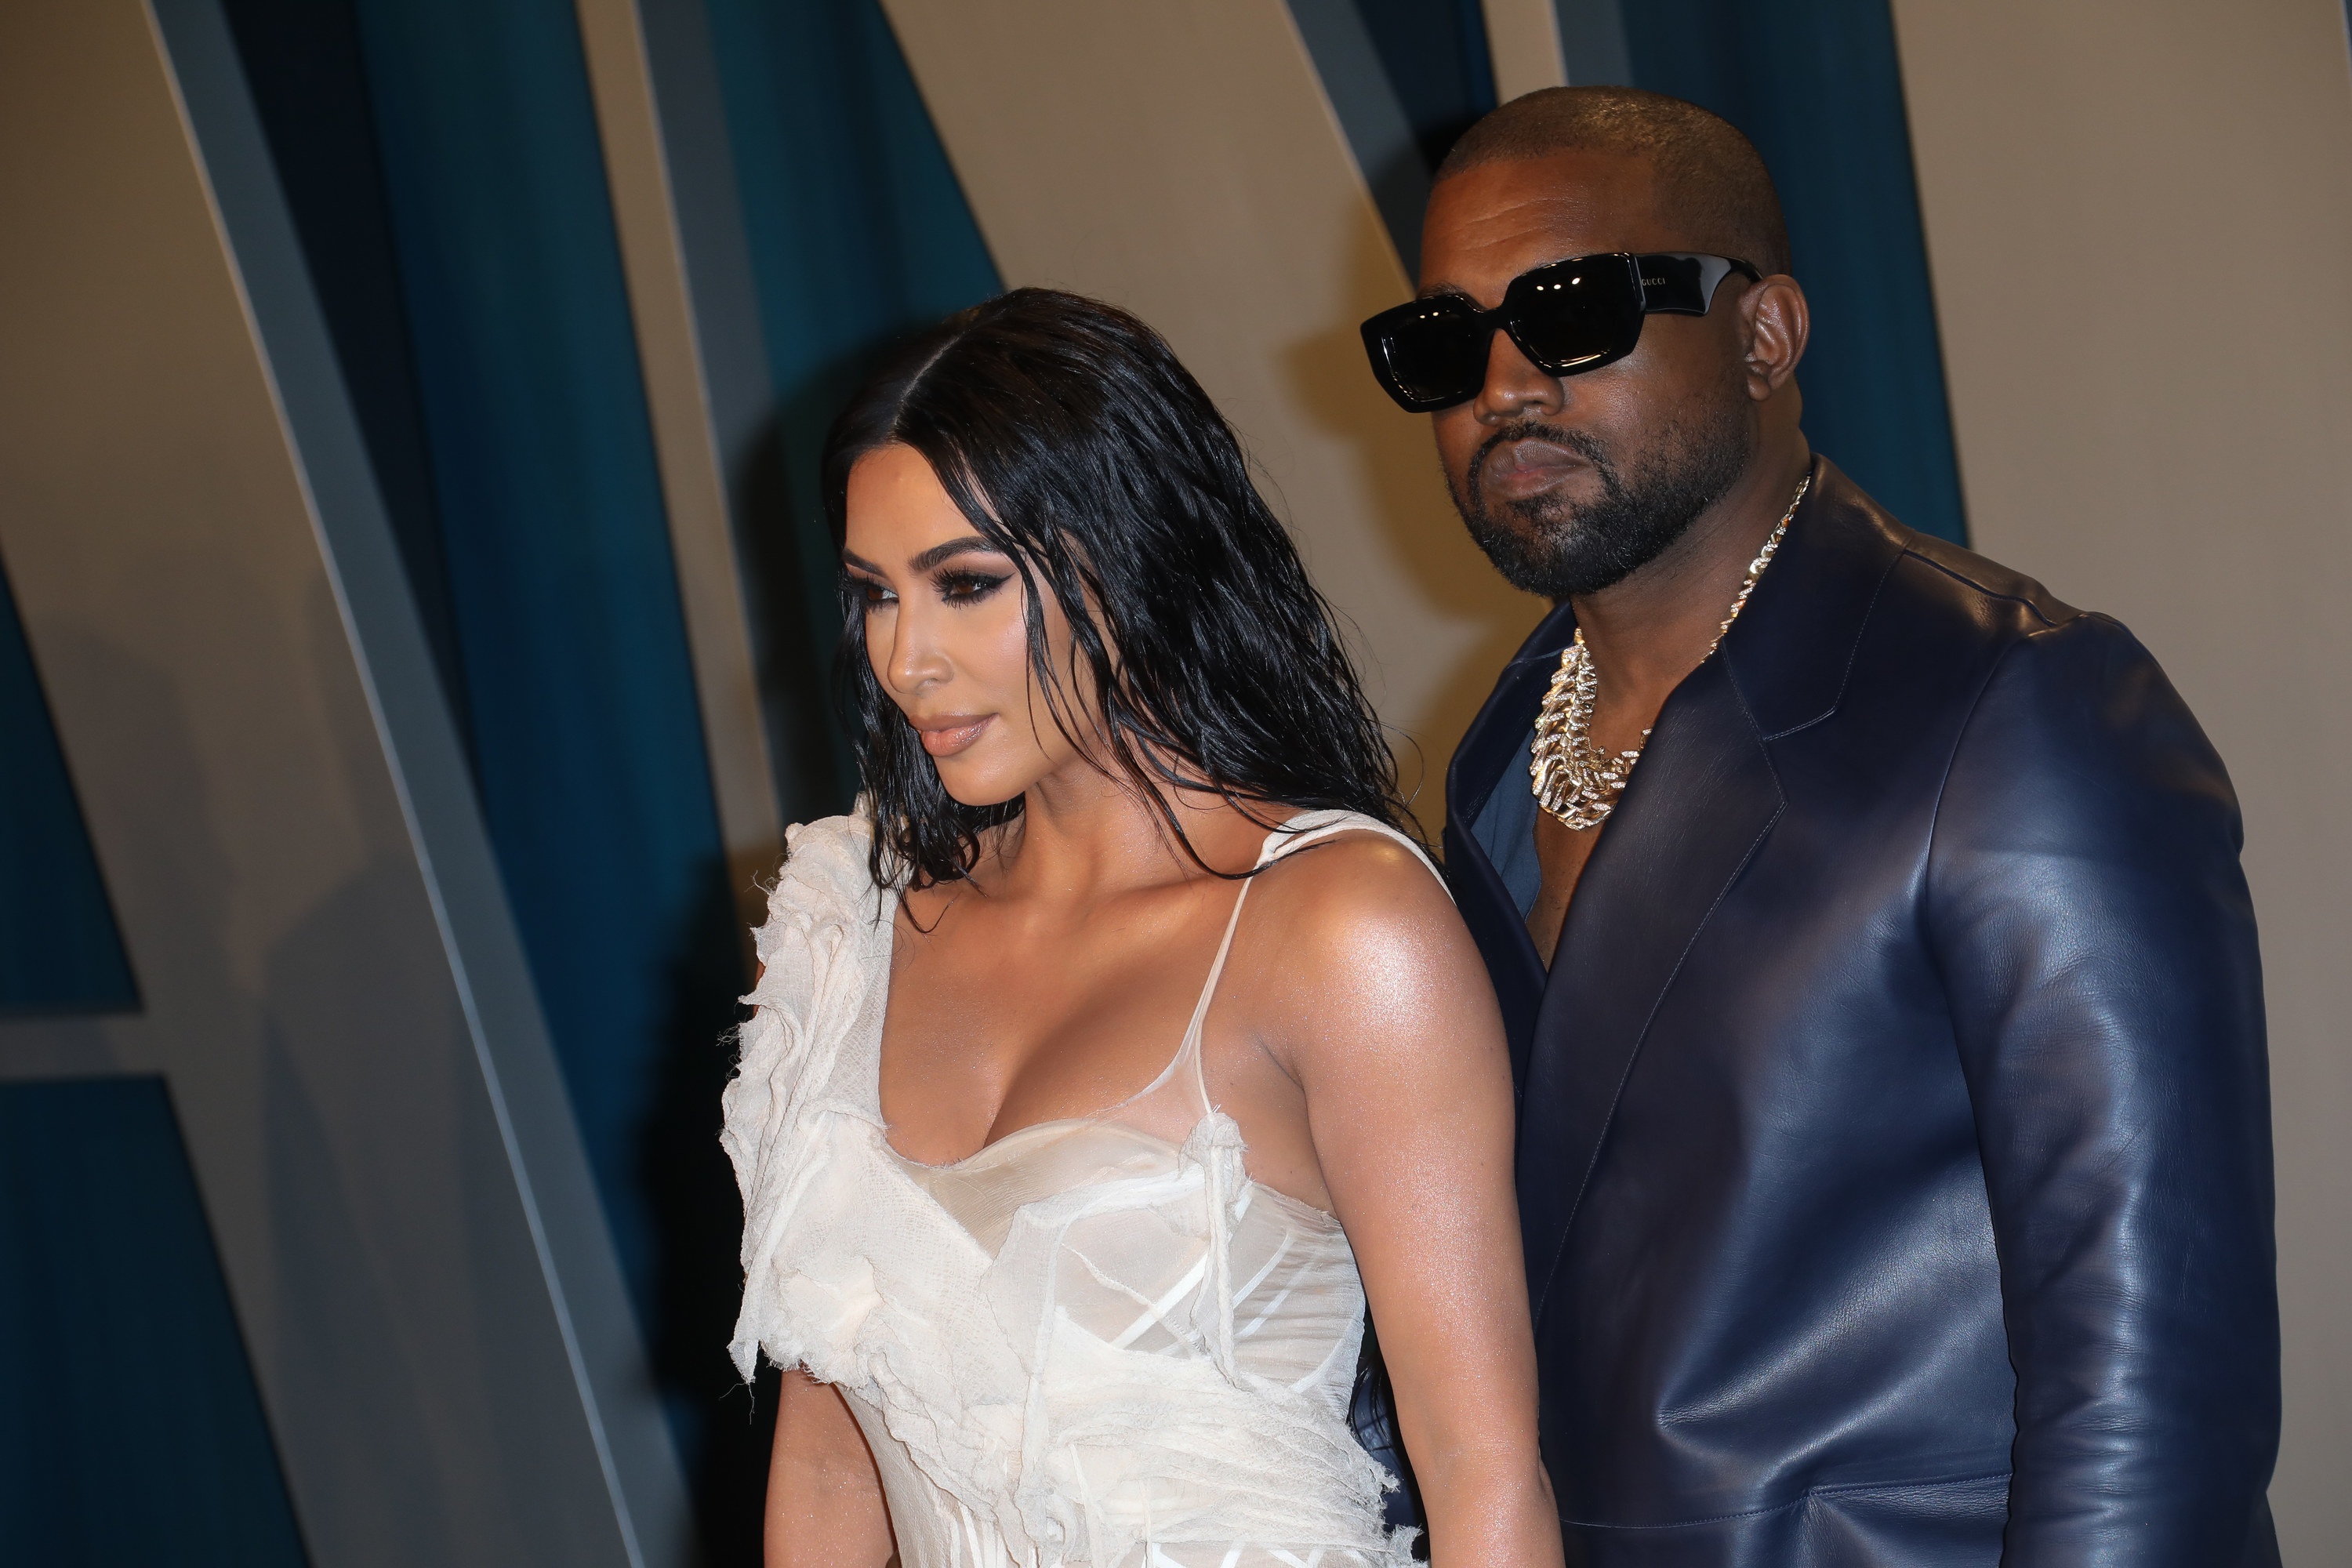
left=0, top=2, right=691, bottom=1562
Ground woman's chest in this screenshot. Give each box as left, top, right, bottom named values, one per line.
left=878, top=898, right=1235, bottom=1163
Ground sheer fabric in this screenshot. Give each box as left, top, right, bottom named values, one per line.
left=725, top=811, right=1432, bottom=1568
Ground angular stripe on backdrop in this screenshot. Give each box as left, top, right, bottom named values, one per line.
left=1302, top=0, right=1967, bottom=545
left=222, top=0, right=999, bottom=1557
left=223, top=0, right=742, bottom=1539
left=0, top=552, right=136, bottom=1014
left=333, top=0, right=746, bottom=1482
left=1288, top=0, right=1499, bottom=278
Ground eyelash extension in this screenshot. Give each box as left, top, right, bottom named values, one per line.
left=935, top=571, right=1010, bottom=604
left=844, top=568, right=1009, bottom=612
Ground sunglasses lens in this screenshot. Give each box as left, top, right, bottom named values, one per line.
left=1508, top=260, right=1645, bottom=373
left=1371, top=302, right=1490, bottom=409
left=1361, top=257, right=1650, bottom=410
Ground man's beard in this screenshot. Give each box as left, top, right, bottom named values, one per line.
left=1456, top=407, right=1753, bottom=600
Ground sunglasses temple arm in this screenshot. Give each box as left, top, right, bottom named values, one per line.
left=1697, top=256, right=1744, bottom=308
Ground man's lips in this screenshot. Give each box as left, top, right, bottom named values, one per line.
left=913, top=714, right=992, bottom=757
left=1480, top=438, right=1586, bottom=502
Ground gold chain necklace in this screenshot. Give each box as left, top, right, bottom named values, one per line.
left=1530, top=472, right=1811, bottom=830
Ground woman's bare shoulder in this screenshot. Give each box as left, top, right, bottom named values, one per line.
left=1245, top=827, right=1469, bottom=980
left=1232, top=825, right=1503, bottom=1081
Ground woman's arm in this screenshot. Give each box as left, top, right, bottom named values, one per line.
left=765, top=1368, right=897, bottom=1568
left=1260, top=839, right=1561, bottom=1568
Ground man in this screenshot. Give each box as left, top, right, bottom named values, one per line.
left=1362, top=88, right=2280, bottom=1563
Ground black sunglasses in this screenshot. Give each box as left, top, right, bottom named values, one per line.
left=1359, top=252, right=1760, bottom=412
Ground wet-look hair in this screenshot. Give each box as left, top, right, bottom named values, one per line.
left=822, top=287, right=1414, bottom=891
left=1438, top=85, right=1791, bottom=279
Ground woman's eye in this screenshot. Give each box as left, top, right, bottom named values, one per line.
left=855, top=579, right=895, bottom=610
left=938, top=572, right=1009, bottom=604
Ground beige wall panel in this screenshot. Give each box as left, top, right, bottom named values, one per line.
left=1892, top=0, right=2352, bottom=1550
left=879, top=0, right=1544, bottom=826
left=1483, top=0, right=1567, bottom=102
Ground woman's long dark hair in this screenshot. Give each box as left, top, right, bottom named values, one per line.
left=822, top=288, right=1413, bottom=891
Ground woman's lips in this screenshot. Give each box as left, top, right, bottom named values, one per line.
left=916, top=715, right=992, bottom=757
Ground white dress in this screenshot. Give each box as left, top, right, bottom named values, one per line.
left=724, top=810, right=1432, bottom=1568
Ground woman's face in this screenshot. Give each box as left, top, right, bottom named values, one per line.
left=843, top=443, right=1083, bottom=808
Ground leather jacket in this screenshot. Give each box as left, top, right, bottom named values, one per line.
left=1443, top=458, right=2281, bottom=1565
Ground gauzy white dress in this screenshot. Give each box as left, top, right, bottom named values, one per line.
left=724, top=809, right=1433, bottom=1568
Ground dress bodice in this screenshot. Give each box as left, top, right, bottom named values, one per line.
left=724, top=810, right=1432, bottom=1568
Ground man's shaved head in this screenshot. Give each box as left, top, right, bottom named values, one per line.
left=1436, top=87, right=1790, bottom=278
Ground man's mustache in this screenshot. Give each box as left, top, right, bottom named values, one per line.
left=1467, top=421, right=1615, bottom=511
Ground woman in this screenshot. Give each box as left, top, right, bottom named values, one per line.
left=724, top=289, right=1556, bottom=1568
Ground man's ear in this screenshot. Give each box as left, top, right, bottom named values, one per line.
left=1740, top=275, right=1809, bottom=399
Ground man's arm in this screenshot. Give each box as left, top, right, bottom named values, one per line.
left=1927, top=612, right=2278, bottom=1563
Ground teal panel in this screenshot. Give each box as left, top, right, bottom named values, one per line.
left=335, top=3, right=746, bottom=1538
left=0, top=1076, right=307, bottom=1566
left=1288, top=0, right=1495, bottom=276
left=1617, top=0, right=1969, bottom=544
left=343, top=0, right=733, bottom=1338
left=702, top=0, right=1002, bottom=812
left=0, top=550, right=136, bottom=1014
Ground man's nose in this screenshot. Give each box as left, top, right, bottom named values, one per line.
left=1472, top=326, right=1564, bottom=423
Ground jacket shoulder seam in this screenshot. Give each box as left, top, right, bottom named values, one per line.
left=1900, top=547, right=2067, bottom=629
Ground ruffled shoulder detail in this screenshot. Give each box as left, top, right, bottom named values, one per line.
left=723, top=812, right=893, bottom=1381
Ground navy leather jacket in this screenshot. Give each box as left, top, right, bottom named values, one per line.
left=1443, top=459, right=2280, bottom=1565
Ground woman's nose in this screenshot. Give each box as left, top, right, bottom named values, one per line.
left=887, top=607, right=949, bottom=695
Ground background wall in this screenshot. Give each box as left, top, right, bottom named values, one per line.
left=0, top=0, right=688, bottom=1560
left=879, top=0, right=1547, bottom=825
left=1891, top=1, right=2352, bottom=1552
left=0, top=0, right=2343, bottom=1559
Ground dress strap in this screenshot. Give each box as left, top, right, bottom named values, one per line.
left=1175, top=866, right=1258, bottom=1056
left=1163, top=811, right=1443, bottom=1114
left=1249, top=808, right=1442, bottom=884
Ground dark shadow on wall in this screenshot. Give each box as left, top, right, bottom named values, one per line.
left=639, top=851, right=771, bottom=1566
left=0, top=545, right=140, bottom=1015
left=736, top=396, right=862, bottom=831
left=731, top=334, right=981, bottom=832
left=218, top=0, right=477, bottom=761
left=1290, top=0, right=1497, bottom=277
left=735, top=416, right=848, bottom=829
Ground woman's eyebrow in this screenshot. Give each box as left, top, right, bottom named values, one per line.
left=840, top=547, right=884, bottom=575
left=908, top=535, right=1002, bottom=572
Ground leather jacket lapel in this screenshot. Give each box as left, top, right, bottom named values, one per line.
left=1501, top=458, right=1909, bottom=1325
left=1444, top=604, right=1574, bottom=1091
left=1516, top=649, right=1784, bottom=1324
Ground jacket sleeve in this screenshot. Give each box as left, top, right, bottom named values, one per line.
left=1925, top=612, right=2278, bottom=1564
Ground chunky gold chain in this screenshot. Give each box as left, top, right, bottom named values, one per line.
left=1530, top=472, right=1811, bottom=831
